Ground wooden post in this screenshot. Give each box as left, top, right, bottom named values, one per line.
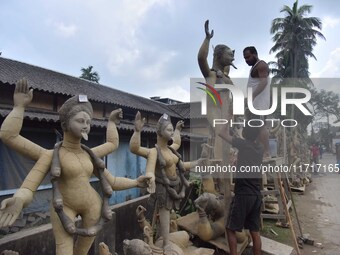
left=277, top=173, right=301, bottom=255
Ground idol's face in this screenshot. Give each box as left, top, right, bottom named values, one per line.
left=161, top=123, right=174, bottom=141
left=67, top=111, right=91, bottom=140
left=221, top=48, right=235, bottom=66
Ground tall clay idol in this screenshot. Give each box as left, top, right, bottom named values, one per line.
left=197, top=19, right=236, bottom=160
left=0, top=79, right=150, bottom=255
left=129, top=111, right=200, bottom=253
left=197, top=20, right=236, bottom=197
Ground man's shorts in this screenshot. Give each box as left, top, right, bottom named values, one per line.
left=226, top=194, right=262, bottom=232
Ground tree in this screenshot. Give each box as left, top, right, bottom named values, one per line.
left=80, top=65, right=100, bottom=83
left=310, top=88, right=340, bottom=122
left=308, top=88, right=340, bottom=149
left=269, top=1, right=325, bottom=127
left=270, top=0, right=325, bottom=79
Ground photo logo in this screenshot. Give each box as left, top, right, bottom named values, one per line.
left=199, top=84, right=312, bottom=117
left=196, top=82, right=222, bottom=107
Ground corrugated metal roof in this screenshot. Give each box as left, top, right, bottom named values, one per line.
left=0, top=57, right=184, bottom=118
left=167, top=101, right=203, bottom=119
left=0, top=108, right=151, bottom=131
left=0, top=109, right=203, bottom=138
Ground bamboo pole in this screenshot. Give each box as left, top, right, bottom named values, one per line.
left=277, top=173, right=301, bottom=255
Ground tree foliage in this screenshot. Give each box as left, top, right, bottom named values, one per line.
left=80, top=65, right=100, bottom=83
left=310, top=88, right=340, bottom=122
left=269, top=1, right=325, bottom=129
left=270, top=0, right=325, bottom=79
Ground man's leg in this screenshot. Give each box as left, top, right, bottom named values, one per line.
left=226, top=228, right=238, bottom=255
left=250, top=231, right=261, bottom=255
left=226, top=195, right=246, bottom=255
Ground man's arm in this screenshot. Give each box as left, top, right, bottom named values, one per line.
left=252, top=61, right=269, bottom=99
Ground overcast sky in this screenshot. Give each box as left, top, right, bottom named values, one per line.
left=1, top=0, right=340, bottom=102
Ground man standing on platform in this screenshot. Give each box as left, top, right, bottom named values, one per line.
left=243, top=46, right=271, bottom=160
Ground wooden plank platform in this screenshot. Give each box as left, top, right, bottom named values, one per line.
left=249, top=236, right=294, bottom=255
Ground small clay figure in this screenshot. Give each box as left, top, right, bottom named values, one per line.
left=129, top=112, right=200, bottom=253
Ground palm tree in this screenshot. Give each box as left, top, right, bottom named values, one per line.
left=270, top=0, right=325, bottom=79
left=269, top=0, right=325, bottom=124
left=80, top=65, right=100, bottom=83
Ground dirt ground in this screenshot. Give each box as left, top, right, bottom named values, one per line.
left=293, top=153, right=340, bottom=255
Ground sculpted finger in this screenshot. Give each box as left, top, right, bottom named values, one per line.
left=4, top=214, right=14, bottom=227
left=135, top=111, right=141, bottom=121
left=23, top=79, right=28, bottom=94
left=148, top=188, right=155, bottom=194
left=211, top=29, right=214, bottom=37
left=28, top=88, right=34, bottom=100
left=8, top=212, right=19, bottom=226
left=17, top=80, right=24, bottom=93
left=0, top=200, right=7, bottom=210
left=19, top=79, right=27, bottom=93
left=14, top=82, right=20, bottom=93
left=0, top=213, right=10, bottom=227
left=116, top=108, right=122, bottom=115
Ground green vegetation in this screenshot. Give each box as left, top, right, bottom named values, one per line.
left=80, top=65, right=100, bottom=83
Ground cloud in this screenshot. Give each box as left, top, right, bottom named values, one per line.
left=322, top=16, right=340, bottom=29
left=314, top=48, right=340, bottom=78
left=100, top=0, right=172, bottom=75
left=139, top=50, right=178, bottom=80
left=137, top=75, right=191, bottom=102
left=52, top=21, right=77, bottom=38
left=154, top=84, right=190, bottom=103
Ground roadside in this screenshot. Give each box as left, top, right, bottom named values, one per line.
left=293, top=152, right=340, bottom=254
